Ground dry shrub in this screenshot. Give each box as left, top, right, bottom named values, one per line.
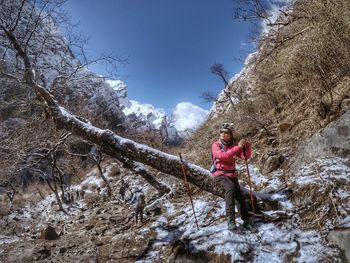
left=0, top=194, right=10, bottom=216
left=109, top=163, right=121, bottom=177
left=0, top=183, right=52, bottom=213
left=100, top=180, right=107, bottom=189
left=84, top=193, right=99, bottom=207
left=89, top=183, right=99, bottom=191
left=81, top=183, right=89, bottom=190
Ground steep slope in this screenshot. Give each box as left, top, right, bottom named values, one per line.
left=187, top=0, right=350, bottom=170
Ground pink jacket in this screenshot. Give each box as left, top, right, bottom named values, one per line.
left=211, top=140, right=252, bottom=178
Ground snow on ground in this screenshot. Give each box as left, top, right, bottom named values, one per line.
left=0, top=236, right=19, bottom=245
left=293, top=157, right=350, bottom=186
left=1, top=171, right=107, bottom=245
left=236, top=163, right=284, bottom=191
left=137, top=194, right=340, bottom=262
left=136, top=158, right=347, bottom=262
left=1, top=157, right=347, bottom=261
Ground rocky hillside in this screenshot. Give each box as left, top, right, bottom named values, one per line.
left=186, top=0, right=350, bottom=171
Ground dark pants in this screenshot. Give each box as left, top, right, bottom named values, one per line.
left=135, top=206, right=144, bottom=224
left=214, top=176, right=249, bottom=220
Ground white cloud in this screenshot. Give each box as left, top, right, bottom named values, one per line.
left=172, top=102, right=209, bottom=131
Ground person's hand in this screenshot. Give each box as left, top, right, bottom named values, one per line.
left=238, top=139, right=247, bottom=148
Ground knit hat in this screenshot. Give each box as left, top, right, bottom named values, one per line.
left=221, top=123, right=235, bottom=136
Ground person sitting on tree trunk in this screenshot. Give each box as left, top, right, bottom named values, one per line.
left=211, top=123, right=255, bottom=231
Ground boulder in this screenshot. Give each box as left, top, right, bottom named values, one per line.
left=263, top=155, right=284, bottom=174
left=40, top=226, right=59, bottom=240
left=295, top=110, right=350, bottom=169
left=341, top=98, right=350, bottom=111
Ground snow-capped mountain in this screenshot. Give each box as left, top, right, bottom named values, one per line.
left=106, top=80, right=182, bottom=145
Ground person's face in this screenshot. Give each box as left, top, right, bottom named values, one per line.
left=220, top=128, right=232, bottom=141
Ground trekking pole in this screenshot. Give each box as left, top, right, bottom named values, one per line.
left=242, top=146, right=255, bottom=214
left=179, top=153, right=200, bottom=230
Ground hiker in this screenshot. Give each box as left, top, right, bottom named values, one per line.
left=119, top=179, right=129, bottom=202
left=129, top=187, right=146, bottom=226
left=211, top=123, right=255, bottom=231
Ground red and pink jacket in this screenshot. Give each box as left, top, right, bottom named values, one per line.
left=211, top=140, right=252, bottom=178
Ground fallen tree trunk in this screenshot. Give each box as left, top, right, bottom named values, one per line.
left=3, top=26, right=278, bottom=210
left=119, top=157, right=171, bottom=196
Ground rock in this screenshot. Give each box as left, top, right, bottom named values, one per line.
left=35, top=246, right=51, bottom=260
left=258, top=186, right=276, bottom=194
left=327, top=229, right=350, bottom=262
left=295, top=110, right=350, bottom=169
left=59, top=247, right=67, bottom=254
left=85, top=225, right=94, bottom=231
left=263, top=155, right=284, bottom=174
left=40, top=226, right=59, bottom=240
left=278, top=122, right=293, bottom=133
left=341, top=98, right=350, bottom=111
left=98, top=230, right=157, bottom=261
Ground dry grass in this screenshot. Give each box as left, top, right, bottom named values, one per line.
left=89, top=183, right=99, bottom=191
left=0, top=183, right=52, bottom=215
left=84, top=192, right=99, bottom=207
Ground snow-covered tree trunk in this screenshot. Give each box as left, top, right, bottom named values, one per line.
left=119, top=157, right=171, bottom=196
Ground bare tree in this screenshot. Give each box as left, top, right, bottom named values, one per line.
left=65, top=145, right=113, bottom=197
left=200, top=91, right=217, bottom=103
left=210, top=63, right=236, bottom=106
left=0, top=181, right=17, bottom=211
left=22, top=132, right=73, bottom=212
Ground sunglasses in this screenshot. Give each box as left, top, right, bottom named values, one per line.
left=220, top=130, right=231, bottom=134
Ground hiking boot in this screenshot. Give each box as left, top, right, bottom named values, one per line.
left=227, top=216, right=237, bottom=231
left=243, top=218, right=258, bottom=232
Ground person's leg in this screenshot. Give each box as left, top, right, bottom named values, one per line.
left=140, top=207, right=143, bottom=223
left=232, top=178, right=249, bottom=220
left=232, top=178, right=256, bottom=230
left=214, top=176, right=236, bottom=230
left=135, top=210, right=139, bottom=226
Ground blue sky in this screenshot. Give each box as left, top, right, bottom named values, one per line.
left=63, top=0, right=254, bottom=114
